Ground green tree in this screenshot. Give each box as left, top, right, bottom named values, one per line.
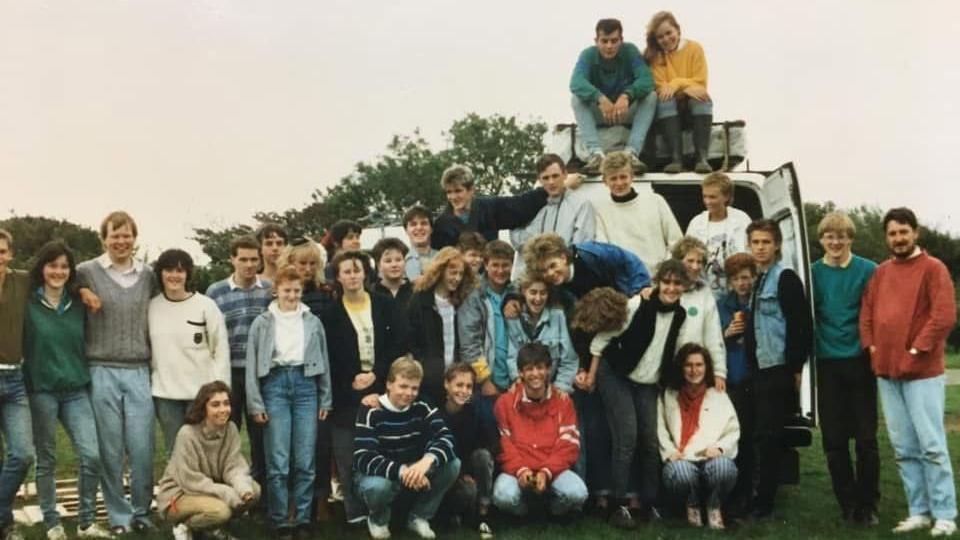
left=193, top=113, right=547, bottom=270
left=0, top=215, right=101, bottom=269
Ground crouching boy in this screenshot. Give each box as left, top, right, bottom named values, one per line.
left=492, top=343, right=587, bottom=517
left=354, top=357, right=461, bottom=539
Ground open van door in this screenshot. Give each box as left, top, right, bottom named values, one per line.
left=760, top=163, right=815, bottom=485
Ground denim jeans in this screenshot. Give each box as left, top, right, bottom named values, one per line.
left=29, top=389, right=102, bottom=528
left=230, top=368, right=265, bottom=492
left=654, top=96, right=713, bottom=120
left=261, top=366, right=318, bottom=529
left=596, top=359, right=659, bottom=504
left=89, top=365, right=155, bottom=528
left=154, top=398, right=190, bottom=459
left=356, top=458, right=461, bottom=526
left=662, top=458, right=737, bottom=509
left=442, top=449, right=495, bottom=516
left=878, top=375, right=957, bottom=520
left=573, top=389, right=612, bottom=496
left=570, top=92, right=657, bottom=156
left=492, top=470, right=588, bottom=516
left=0, top=371, right=35, bottom=528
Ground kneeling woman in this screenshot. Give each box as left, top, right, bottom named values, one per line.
left=658, top=343, right=739, bottom=530
left=158, top=381, right=260, bottom=540
left=571, top=259, right=690, bottom=529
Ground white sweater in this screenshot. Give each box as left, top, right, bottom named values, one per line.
left=592, top=189, right=683, bottom=271
left=658, top=387, right=740, bottom=462
left=269, top=302, right=307, bottom=366
left=678, top=284, right=727, bottom=378
left=685, top=208, right=752, bottom=296
left=590, top=296, right=677, bottom=384
left=149, top=293, right=231, bottom=400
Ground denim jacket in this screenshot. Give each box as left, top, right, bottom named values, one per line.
left=245, top=306, right=332, bottom=416
left=753, top=261, right=787, bottom=370
left=505, top=307, right=578, bottom=393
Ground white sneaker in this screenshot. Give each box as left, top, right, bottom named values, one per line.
left=932, top=520, right=957, bottom=537
left=893, top=515, right=933, bottom=533
left=77, top=523, right=114, bottom=539
left=172, top=523, right=193, bottom=540
left=46, top=525, right=67, bottom=540
left=407, top=518, right=436, bottom=540
left=478, top=521, right=494, bottom=540
left=367, top=519, right=390, bottom=540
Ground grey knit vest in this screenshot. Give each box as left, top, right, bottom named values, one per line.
left=77, top=260, right=155, bottom=367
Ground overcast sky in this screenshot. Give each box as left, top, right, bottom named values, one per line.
left=2, top=0, right=959, bottom=259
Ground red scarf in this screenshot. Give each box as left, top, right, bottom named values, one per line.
left=678, top=383, right=707, bottom=452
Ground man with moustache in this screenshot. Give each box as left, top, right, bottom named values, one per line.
left=860, top=207, right=957, bottom=537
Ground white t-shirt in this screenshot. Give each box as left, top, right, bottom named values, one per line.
left=686, top=208, right=752, bottom=296
left=435, top=292, right=456, bottom=368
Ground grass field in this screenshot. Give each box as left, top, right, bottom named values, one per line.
left=16, top=389, right=960, bottom=540
left=947, top=352, right=960, bottom=370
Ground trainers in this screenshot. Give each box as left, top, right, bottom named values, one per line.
left=932, top=520, right=957, bottom=537
left=707, top=508, right=724, bottom=530
left=628, top=152, right=648, bottom=175
left=367, top=519, right=390, bottom=540
left=609, top=506, right=636, bottom=530
left=694, top=158, right=712, bottom=174
left=478, top=521, right=494, bottom=539
left=893, top=515, right=933, bottom=533
left=78, top=523, right=115, bottom=539
left=686, top=505, right=703, bottom=527
left=205, top=529, right=238, bottom=540
left=171, top=524, right=192, bottom=540
left=46, top=525, right=67, bottom=540
left=2, top=526, right=25, bottom=540
left=407, top=518, right=436, bottom=540
left=663, top=160, right=683, bottom=174
left=582, top=152, right=604, bottom=174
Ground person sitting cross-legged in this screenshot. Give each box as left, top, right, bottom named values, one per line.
left=354, top=356, right=461, bottom=540
left=492, top=343, right=587, bottom=518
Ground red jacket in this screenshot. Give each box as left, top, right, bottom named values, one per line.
left=493, top=383, right=580, bottom=480
left=860, top=251, right=956, bottom=380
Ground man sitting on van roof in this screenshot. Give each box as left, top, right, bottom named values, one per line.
left=570, top=18, right=657, bottom=174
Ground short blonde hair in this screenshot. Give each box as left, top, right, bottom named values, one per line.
left=100, top=211, right=138, bottom=239
left=440, top=164, right=474, bottom=190
left=522, top=233, right=571, bottom=277
left=601, top=151, right=632, bottom=177
left=671, top=236, right=707, bottom=263
left=701, top=172, right=734, bottom=204
left=817, top=211, right=856, bottom=239
left=280, top=239, right=327, bottom=287
left=388, top=355, right=424, bottom=383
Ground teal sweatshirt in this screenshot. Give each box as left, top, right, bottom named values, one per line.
left=570, top=42, right=654, bottom=102
left=811, top=254, right=877, bottom=359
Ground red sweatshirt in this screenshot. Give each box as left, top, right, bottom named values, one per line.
left=493, top=384, right=580, bottom=480
left=860, top=251, right=956, bottom=380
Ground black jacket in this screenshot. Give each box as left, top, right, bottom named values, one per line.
left=322, top=291, right=404, bottom=426
left=406, top=289, right=460, bottom=405
left=431, top=188, right=549, bottom=249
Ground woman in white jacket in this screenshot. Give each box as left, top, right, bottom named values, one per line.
left=672, top=236, right=727, bottom=390
left=658, top=343, right=739, bottom=530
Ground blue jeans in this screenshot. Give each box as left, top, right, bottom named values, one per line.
left=571, top=92, right=657, bottom=156
left=30, top=389, right=102, bottom=529
left=261, top=366, right=318, bottom=529
left=356, top=458, right=461, bottom=527
left=662, top=458, right=737, bottom=509
left=655, top=96, right=713, bottom=120
left=154, top=398, right=190, bottom=459
left=878, top=376, right=957, bottom=520
left=89, top=365, right=155, bottom=528
left=492, top=470, right=587, bottom=516
left=0, top=371, right=35, bottom=528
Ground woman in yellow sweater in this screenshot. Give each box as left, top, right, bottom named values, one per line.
left=645, top=12, right=713, bottom=174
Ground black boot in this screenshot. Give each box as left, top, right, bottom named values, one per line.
left=660, top=116, right=684, bottom=173
left=693, top=114, right=713, bottom=173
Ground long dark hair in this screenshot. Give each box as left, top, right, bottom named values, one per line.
left=29, top=241, right=78, bottom=298
left=184, top=380, right=232, bottom=425
left=660, top=342, right=716, bottom=391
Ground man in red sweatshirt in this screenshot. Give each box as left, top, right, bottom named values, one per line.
left=492, top=343, right=586, bottom=517
left=859, top=207, right=957, bottom=537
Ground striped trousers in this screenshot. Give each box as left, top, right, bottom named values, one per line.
left=662, top=457, right=737, bottom=509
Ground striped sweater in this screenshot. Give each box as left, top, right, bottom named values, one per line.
left=206, top=277, right=273, bottom=368
left=353, top=395, right=456, bottom=480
